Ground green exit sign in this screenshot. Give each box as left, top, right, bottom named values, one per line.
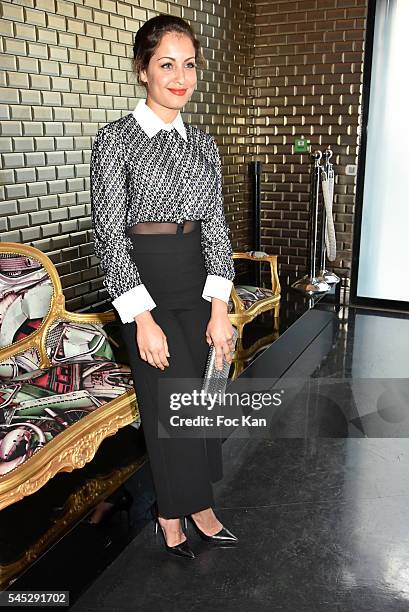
left=294, top=137, right=311, bottom=153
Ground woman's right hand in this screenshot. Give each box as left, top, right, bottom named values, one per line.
left=134, top=311, right=170, bottom=370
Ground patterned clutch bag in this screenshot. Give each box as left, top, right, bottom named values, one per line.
left=201, top=327, right=238, bottom=397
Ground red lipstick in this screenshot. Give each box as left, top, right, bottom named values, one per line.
left=168, top=89, right=187, bottom=96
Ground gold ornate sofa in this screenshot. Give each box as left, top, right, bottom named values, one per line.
left=0, top=242, right=138, bottom=511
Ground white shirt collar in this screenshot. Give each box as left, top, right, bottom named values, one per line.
left=132, top=98, right=187, bottom=141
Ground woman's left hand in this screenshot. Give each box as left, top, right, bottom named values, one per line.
left=205, top=309, right=236, bottom=371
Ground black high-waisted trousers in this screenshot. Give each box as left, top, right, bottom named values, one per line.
left=119, top=221, right=223, bottom=519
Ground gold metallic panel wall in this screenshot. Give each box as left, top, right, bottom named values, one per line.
left=0, top=0, right=366, bottom=312
left=254, top=0, right=368, bottom=283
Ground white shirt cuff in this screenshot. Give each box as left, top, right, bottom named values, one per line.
left=111, top=284, right=157, bottom=323
left=202, top=274, right=233, bottom=305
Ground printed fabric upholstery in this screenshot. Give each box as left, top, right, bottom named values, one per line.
left=0, top=253, right=53, bottom=349
left=227, top=285, right=275, bottom=313
left=0, top=319, right=136, bottom=478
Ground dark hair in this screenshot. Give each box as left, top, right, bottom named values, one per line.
left=132, top=15, right=206, bottom=89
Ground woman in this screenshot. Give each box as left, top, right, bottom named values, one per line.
left=90, top=15, right=238, bottom=559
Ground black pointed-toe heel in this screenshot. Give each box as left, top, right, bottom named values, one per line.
left=152, top=503, right=195, bottom=559
left=184, top=514, right=239, bottom=544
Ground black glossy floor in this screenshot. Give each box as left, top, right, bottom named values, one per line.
left=5, top=291, right=409, bottom=611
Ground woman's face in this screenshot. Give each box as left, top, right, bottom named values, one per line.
left=139, top=31, right=197, bottom=112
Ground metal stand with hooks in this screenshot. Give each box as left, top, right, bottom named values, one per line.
left=318, top=148, right=340, bottom=285
left=292, top=151, right=330, bottom=295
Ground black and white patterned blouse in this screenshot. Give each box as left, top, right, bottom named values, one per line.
left=90, top=98, right=235, bottom=323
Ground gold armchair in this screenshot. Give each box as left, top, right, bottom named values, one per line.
left=0, top=242, right=137, bottom=510
left=228, top=251, right=281, bottom=338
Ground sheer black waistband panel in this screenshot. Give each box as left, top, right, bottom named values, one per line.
left=127, top=221, right=199, bottom=235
